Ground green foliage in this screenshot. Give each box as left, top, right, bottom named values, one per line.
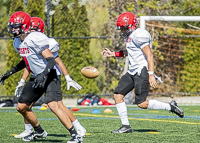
left=26, top=0, right=46, bottom=21
left=0, top=0, right=11, bottom=37
left=179, top=38, right=200, bottom=92
left=9, top=0, right=24, bottom=14
left=54, top=0, right=99, bottom=94
left=2, top=0, right=200, bottom=95
left=4, top=40, right=23, bottom=95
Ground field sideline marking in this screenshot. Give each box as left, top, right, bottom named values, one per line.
left=74, top=113, right=200, bottom=125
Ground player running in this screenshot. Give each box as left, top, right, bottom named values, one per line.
left=13, top=17, right=86, bottom=139
left=101, top=12, right=184, bottom=133
left=0, top=11, right=83, bottom=143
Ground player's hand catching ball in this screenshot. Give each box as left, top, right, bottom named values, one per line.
left=101, top=48, right=115, bottom=57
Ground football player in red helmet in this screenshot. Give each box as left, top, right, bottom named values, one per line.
left=1, top=12, right=83, bottom=142
left=116, top=12, right=137, bottom=38
left=14, top=16, right=86, bottom=140
left=31, top=17, right=45, bottom=33
left=8, top=11, right=32, bottom=38
left=101, top=12, right=184, bottom=134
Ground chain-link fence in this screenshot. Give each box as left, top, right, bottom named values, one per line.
left=0, top=0, right=200, bottom=97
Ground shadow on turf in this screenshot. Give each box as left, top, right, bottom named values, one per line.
left=35, top=134, right=67, bottom=142
left=133, top=129, right=158, bottom=132
left=47, top=134, right=67, bottom=137
left=35, top=139, right=63, bottom=142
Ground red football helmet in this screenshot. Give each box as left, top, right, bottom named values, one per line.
left=116, top=12, right=137, bottom=38
left=8, top=11, right=32, bottom=37
left=31, top=17, right=45, bottom=33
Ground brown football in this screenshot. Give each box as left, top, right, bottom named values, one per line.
left=81, top=66, right=99, bottom=79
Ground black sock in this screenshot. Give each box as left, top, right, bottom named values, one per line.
left=34, top=124, right=44, bottom=134
left=68, top=126, right=77, bottom=136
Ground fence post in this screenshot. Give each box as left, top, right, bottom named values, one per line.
left=46, top=0, right=50, bottom=37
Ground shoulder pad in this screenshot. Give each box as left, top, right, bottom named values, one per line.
left=48, top=38, right=59, bottom=52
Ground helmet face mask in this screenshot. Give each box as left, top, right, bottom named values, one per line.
left=8, top=24, right=23, bottom=38
left=118, top=25, right=132, bottom=39
left=8, top=11, right=32, bottom=38
left=116, top=12, right=137, bottom=38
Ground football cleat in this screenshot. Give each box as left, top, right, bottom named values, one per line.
left=22, top=130, right=48, bottom=142
left=76, top=126, right=86, bottom=137
left=170, top=100, right=184, bottom=118
left=14, top=130, right=33, bottom=138
left=111, top=126, right=132, bottom=133
left=67, top=134, right=83, bottom=143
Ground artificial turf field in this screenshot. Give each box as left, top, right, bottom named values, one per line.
left=1, top=105, right=200, bottom=143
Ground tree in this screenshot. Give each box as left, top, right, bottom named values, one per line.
left=0, top=0, right=11, bottom=37
left=54, top=0, right=99, bottom=94
left=26, top=0, right=46, bottom=21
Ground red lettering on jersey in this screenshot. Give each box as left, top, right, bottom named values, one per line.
left=126, top=37, right=131, bottom=43
left=22, top=57, right=33, bottom=73
left=17, top=48, right=30, bottom=54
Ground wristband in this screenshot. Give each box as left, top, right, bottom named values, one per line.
left=148, top=71, right=154, bottom=75
left=115, top=50, right=124, bottom=57
left=65, top=74, right=71, bottom=81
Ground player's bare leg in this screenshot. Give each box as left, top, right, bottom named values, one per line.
left=14, top=103, right=34, bottom=138
left=16, top=103, right=39, bottom=127
left=16, top=103, right=48, bottom=141
left=48, top=101, right=83, bottom=143
left=58, top=101, right=86, bottom=137
left=111, top=93, right=132, bottom=133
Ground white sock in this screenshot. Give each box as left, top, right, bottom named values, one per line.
left=116, top=102, right=129, bottom=125
left=25, top=124, right=33, bottom=132
left=72, top=119, right=82, bottom=129
left=147, top=99, right=171, bottom=111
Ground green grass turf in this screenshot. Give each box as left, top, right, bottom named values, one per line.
left=1, top=105, right=200, bottom=143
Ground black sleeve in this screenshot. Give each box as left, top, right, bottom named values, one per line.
left=12, top=59, right=26, bottom=73
left=9, top=59, right=26, bottom=74
left=2, top=59, right=26, bottom=79
left=43, top=57, right=56, bottom=75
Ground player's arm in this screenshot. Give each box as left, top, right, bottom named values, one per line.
left=0, top=59, right=26, bottom=85
left=33, top=48, right=56, bottom=88
left=41, top=48, right=56, bottom=75
left=54, top=56, right=82, bottom=90
left=101, top=48, right=127, bottom=57
left=142, top=45, right=157, bottom=88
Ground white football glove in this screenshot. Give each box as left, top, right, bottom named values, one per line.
left=65, top=75, right=82, bottom=90
left=15, top=78, right=25, bottom=97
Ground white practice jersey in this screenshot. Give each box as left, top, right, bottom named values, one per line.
left=126, top=28, right=152, bottom=75
left=13, top=32, right=62, bottom=76
left=48, top=38, right=62, bottom=76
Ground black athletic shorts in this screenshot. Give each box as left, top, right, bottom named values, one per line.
left=56, top=75, right=62, bottom=101
left=114, top=67, right=149, bottom=104
left=18, top=69, right=61, bottom=105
